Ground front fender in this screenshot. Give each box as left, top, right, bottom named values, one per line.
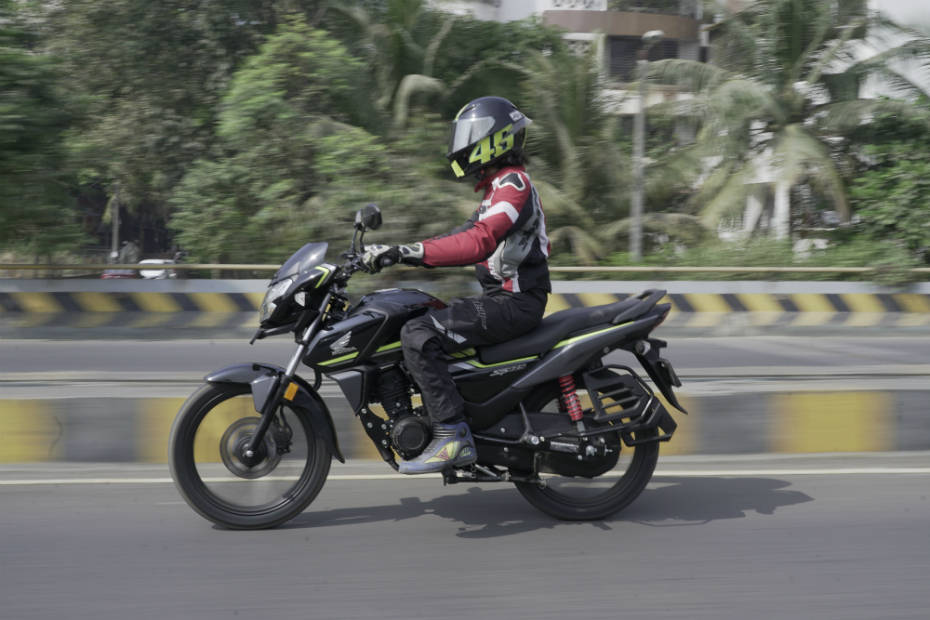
left=205, top=363, right=345, bottom=463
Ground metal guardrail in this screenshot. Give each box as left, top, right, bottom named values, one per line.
left=2, top=264, right=929, bottom=275
left=0, top=264, right=274, bottom=272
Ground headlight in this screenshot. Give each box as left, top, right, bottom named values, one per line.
left=259, top=277, right=295, bottom=323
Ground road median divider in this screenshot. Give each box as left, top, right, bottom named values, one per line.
left=1, top=382, right=926, bottom=463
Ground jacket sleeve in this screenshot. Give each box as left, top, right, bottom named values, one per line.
left=421, top=176, right=530, bottom=267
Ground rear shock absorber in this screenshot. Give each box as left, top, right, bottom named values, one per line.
left=559, top=375, right=585, bottom=424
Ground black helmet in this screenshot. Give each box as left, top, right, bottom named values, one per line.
left=446, top=96, right=532, bottom=179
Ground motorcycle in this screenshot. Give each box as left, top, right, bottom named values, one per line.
left=168, top=204, right=686, bottom=529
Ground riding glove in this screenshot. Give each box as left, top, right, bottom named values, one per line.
left=361, top=243, right=424, bottom=273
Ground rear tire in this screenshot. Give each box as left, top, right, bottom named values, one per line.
left=512, top=381, right=659, bottom=521
left=169, top=382, right=331, bottom=529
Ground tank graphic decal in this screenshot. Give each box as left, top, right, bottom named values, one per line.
left=316, top=340, right=402, bottom=367
left=318, top=352, right=358, bottom=366
left=466, top=355, right=537, bottom=369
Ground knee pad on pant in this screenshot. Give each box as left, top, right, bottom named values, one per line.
left=400, top=316, right=442, bottom=352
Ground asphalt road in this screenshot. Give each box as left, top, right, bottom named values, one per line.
left=2, top=456, right=928, bottom=620
left=3, top=335, right=929, bottom=378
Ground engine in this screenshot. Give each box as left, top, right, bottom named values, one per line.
left=375, top=368, right=431, bottom=459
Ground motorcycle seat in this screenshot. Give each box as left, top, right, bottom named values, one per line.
left=476, top=290, right=665, bottom=365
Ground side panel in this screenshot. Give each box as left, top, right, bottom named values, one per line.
left=328, top=367, right=378, bottom=414
left=449, top=358, right=539, bottom=430
left=303, top=312, right=385, bottom=369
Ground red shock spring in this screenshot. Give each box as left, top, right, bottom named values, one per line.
left=559, top=375, right=584, bottom=422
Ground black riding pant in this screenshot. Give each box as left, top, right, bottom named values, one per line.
left=400, top=289, right=547, bottom=424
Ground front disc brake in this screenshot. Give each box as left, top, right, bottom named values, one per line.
left=219, top=417, right=282, bottom=479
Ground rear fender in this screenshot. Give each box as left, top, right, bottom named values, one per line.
left=630, top=338, right=687, bottom=414
left=205, top=363, right=345, bottom=463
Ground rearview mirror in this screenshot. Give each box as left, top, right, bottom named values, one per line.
left=355, top=203, right=382, bottom=231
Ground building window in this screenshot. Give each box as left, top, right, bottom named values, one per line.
left=608, top=36, right=679, bottom=81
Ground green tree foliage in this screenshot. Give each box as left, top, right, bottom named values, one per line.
left=518, top=45, right=622, bottom=261
left=0, top=0, right=83, bottom=256
left=46, top=0, right=319, bottom=243
left=327, top=0, right=565, bottom=129
left=13, top=0, right=565, bottom=262
left=169, top=17, right=469, bottom=264
left=848, top=108, right=930, bottom=263
left=170, top=18, right=372, bottom=262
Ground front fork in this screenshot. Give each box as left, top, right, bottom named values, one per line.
left=243, top=295, right=329, bottom=459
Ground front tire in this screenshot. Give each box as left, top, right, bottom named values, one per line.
left=169, top=382, right=331, bottom=529
left=512, top=381, right=659, bottom=521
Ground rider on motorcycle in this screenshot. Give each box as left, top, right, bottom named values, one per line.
left=362, top=96, right=551, bottom=474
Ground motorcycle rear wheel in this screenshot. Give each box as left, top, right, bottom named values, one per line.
left=512, top=381, right=659, bottom=521
left=169, top=382, right=331, bottom=529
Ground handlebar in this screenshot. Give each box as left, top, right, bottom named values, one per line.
left=339, top=248, right=395, bottom=278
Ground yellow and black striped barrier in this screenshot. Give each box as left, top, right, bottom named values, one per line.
left=0, top=291, right=264, bottom=329
left=547, top=292, right=930, bottom=328
left=2, top=290, right=930, bottom=330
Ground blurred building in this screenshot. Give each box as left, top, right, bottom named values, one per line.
left=431, top=1, right=708, bottom=115
left=432, top=1, right=924, bottom=243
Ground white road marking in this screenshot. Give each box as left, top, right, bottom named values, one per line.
left=1, top=467, right=928, bottom=486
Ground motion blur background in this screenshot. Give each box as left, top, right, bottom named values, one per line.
left=2, top=2, right=929, bottom=619
left=2, top=0, right=930, bottom=274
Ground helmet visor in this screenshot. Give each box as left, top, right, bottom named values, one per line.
left=449, top=115, right=496, bottom=154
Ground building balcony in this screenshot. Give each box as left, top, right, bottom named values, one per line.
left=542, top=8, right=701, bottom=41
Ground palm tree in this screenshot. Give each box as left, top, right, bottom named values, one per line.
left=514, top=43, right=638, bottom=261
left=328, top=0, right=451, bottom=129
left=648, top=0, right=930, bottom=239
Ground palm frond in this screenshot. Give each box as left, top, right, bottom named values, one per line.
left=600, top=212, right=706, bottom=237
left=815, top=98, right=930, bottom=134
left=707, top=78, right=784, bottom=126
left=803, top=16, right=868, bottom=87
left=532, top=179, right=593, bottom=230
left=696, top=162, right=757, bottom=228
left=392, top=73, right=444, bottom=128
left=548, top=225, right=605, bottom=263
left=867, top=65, right=930, bottom=99
left=422, top=15, right=453, bottom=77
left=646, top=95, right=709, bottom=120
left=837, top=37, right=930, bottom=90
left=772, top=124, right=849, bottom=220
left=647, top=58, right=734, bottom=92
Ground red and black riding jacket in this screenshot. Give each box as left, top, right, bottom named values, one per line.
left=421, top=166, right=551, bottom=295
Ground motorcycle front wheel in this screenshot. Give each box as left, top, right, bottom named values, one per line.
left=169, top=382, right=331, bottom=529
left=512, top=380, right=659, bottom=521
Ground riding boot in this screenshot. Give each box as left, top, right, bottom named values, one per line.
left=397, top=421, right=476, bottom=474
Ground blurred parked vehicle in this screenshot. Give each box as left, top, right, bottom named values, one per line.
left=100, top=268, right=139, bottom=279
left=139, top=259, right=177, bottom=279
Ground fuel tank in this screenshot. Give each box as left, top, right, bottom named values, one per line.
left=304, top=288, right=446, bottom=370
